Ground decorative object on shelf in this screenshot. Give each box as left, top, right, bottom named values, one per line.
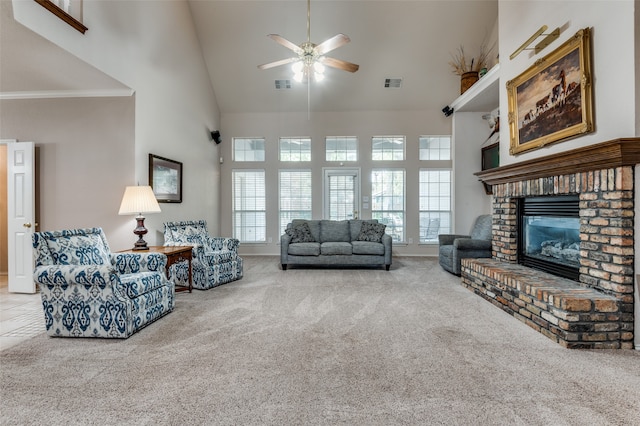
left=149, top=154, right=183, bottom=203
left=449, top=43, right=493, bottom=94
left=507, top=28, right=593, bottom=155
left=460, top=71, right=479, bottom=94
left=509, top=25, right=560, bottom=60
left=118, top=186, right=162, bottom=251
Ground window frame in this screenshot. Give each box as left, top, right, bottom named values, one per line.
left=232, top=169, right=267, bottom=243
left=371, top=168, right=406, bottom=243
left=278, top=169, right=313, bottom=235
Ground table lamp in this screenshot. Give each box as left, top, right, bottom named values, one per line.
left=118, top=185, right=161, bottom=250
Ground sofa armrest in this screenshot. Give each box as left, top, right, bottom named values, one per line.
left=453, top=238, right=492, bottom=251
left=382, top=233, right=393, bottom=265
left=280, top=234, right=292, bottom=263
left=111, top=252, right=167, bottom=274
left=438, top=234, right=470, bottom=246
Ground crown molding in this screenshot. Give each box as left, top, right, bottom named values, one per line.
left=0, top=89, right=135, bottom=100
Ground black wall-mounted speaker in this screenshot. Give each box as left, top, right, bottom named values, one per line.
left=211, top=130, right=222, bottom=144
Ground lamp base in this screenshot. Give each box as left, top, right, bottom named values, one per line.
left=132, top=215, right=150, bottom=251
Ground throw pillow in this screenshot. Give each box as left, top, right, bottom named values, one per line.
left=285, top=222, right=316, bottom=243
left=356, top=221, right=386, bottom=243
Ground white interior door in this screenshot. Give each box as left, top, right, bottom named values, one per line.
left=324, top=168, right=360, bottom=220
left=7, top=142, right=36, bottom=294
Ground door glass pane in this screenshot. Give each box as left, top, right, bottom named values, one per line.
left=328, top=174, right=355, bottom=220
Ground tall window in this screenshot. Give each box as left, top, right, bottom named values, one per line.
left=419, top=169, right=451, bottom=243
left=280, top=137, right=311, bottom=161
left=419, top=136, right=451, bottom=160
left=419, top=135, right=452, bottom=243
left=372, top=136, right=405, bottom=161
left=326, top=136, right=358, bottom=161
left=234, top=138, right=266, bottom=162
left=371, top=169, right=405, bottom=242
left=279, top=170, right=312, bottom=234
left=232, top=170, right=266, bottom=242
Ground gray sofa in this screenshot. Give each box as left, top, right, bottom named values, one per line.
left=281, top=219, right=392, bottom=270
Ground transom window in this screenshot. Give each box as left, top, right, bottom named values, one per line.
left=326, top=136, right=358, bottom=161
left=280, top=137, right=311, bottom=162
left=419, top=136, right=451, bottom=160
left=233, top=138, right=266, bottom=162
left=279, top=170, right=312, bottom=235
left=232, top=170, right=266, bottom=242
left=372, top=136, right=405, bottom=161
left=371, top=169, right=405, bottom=242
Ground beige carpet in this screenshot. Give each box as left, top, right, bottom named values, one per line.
left=1, top=257, right=639, bottom=425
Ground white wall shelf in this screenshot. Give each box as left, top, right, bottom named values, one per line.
left=450, top=63, right=500, bottom=113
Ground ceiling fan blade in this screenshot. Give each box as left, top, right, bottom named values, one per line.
left=257, top=57, right=298, bottom=70
left=267, top=34, right=303, bottom=55
left=320, top=57, right=360, bottom=73
left=314, top=33, right=350, bottom=55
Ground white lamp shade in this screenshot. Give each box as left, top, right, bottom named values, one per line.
left=118, top=186, right=162, bottom=215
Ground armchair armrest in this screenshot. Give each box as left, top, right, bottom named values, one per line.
left=453, top=238, right=492, bottom=251
left=34, top=264, right=116, bottom=289
left=111, top=252, right=167, bottom=274
left=206, top=236, right=240, bottom=252
left=438, top=234, right=469, bottom=246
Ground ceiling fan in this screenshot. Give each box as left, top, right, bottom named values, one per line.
left=257, top=0, right=359, bottom=81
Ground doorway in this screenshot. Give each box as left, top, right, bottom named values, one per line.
left=323, top=168, right=360, bottom=220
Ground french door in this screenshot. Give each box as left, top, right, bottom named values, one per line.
left=323, top=168, right=360, bottom=220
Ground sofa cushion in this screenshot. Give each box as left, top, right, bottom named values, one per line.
left=321, top=242, right=353, bottom=255
left=320, top=220, right=350, bottom=243
left=291, top=220, right=321, bottom=242
left=288, top=242, right=320, bottom=256
left=356, top=222, right=386, bottom=243
left=285, top=222, right=316, bottom=243
left=351, top=241, right=385, bottom=256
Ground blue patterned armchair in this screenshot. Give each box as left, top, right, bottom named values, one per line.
left=32, top=227, right=175, bottom=338
left=163, top=220, right=243, bottom=290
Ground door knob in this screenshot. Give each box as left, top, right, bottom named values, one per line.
left=23, top=223, right=31, bottom=228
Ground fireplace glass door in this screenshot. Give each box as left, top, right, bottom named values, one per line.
left=519, top=195, right=580, bottom=280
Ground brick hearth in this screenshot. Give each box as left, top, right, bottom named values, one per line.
left=464, top=139, right=639, bottom=349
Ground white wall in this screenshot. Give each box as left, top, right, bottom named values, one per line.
left=498, top=0, right=636, bottom=166
left=220, top=109, right=452, bottom=256
left=0, top=97, right=135, bottom=250
left=10, top=0, right=222, bottom=245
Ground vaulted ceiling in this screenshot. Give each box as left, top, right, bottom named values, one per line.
left=1, top=1, right=499, bottom=114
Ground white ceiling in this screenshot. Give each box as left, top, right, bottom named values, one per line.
left=1, top=0, right=499, bottom=114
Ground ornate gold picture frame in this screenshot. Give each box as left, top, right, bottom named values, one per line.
left=507, top=28, right=593, bottom=155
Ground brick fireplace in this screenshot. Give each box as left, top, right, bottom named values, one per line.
left=462, top=139, right=639, bottom=349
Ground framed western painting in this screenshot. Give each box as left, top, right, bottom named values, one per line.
left=149, top=154, right=182, bottom=203
left=507, top=27, right=593, bottom=155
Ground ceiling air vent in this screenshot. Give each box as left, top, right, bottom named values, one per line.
left=384, top=78, right=403, bottom=89
left=275, top=80, right=292, bottom=90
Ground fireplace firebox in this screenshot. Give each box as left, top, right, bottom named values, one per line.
left=517, top=195, right=580, bottom=281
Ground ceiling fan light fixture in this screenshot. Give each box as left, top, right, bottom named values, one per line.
left=292, top=61, right=304, bottom=73
left=313, top=61, right=325, bottom=74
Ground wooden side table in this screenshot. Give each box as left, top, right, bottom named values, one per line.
left=118, top=246, right=193, bottom=293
